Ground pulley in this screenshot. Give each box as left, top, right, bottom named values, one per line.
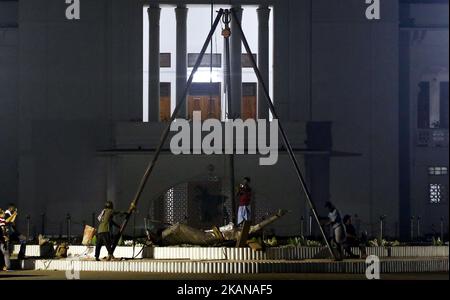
left=221, top=10, right=231, bottom=38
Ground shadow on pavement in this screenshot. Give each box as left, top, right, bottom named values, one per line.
left=0, top=274, right=43, bottom=279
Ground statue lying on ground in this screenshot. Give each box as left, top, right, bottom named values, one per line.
left=146, top=209, right=288, bottom=246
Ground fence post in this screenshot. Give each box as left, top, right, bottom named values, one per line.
left=300, top=216, right=304, bottom=237
left=133, top=213, right=136, bottom=242
left=41, top=213, right=46, bottom=236
left=379, top=215, right=385, bottom=241
left=66, top=213, right=71, bottom=243
left=81, top=220, right=86, bottom=240
left=26, top=214, right=31, bottom=241
left=308, top=214, right=313, bottom=237
left=417, top=216, right=421, bottom=241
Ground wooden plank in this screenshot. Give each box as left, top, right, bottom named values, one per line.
left=235, top=221, right=251, bottom=248
left=212, top=226, right=225, bottom=241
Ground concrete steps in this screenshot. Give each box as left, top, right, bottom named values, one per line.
left=13, top=245, right=449, bottom=260
left=15, top=257, right=449, bottom=274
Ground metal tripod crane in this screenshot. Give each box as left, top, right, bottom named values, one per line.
left=111, top=8, right=335, bottom=259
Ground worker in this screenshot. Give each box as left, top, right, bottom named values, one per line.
left=95, top=201, right=123, bottom=261
left=4, top=203, right=26, bottom=260
left=0, top=209, right=11, bottom=271
left=343, top=215, right=367, bottom=259
left=236, top=177, right=252, bottom=226
left=323, top=201, right=346, bottom=261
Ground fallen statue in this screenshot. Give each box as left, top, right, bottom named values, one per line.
left=153, top=209, right=288, bottom=246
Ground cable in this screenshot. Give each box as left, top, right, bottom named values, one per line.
left=209, top=1, right=214, bottom=118
left=210, top=1, right=214, bottom=83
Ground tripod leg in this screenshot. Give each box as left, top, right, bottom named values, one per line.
left=112, top=9, right=226, bottom=251
left=229, top=8, right=335, bottom=259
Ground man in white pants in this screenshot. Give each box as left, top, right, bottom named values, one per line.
left=236, top=177, right=252, bottom=226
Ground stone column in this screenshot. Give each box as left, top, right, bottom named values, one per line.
left=304, top=122, right=332, bottom=237
left=148, top=5, right=161, bottom=122
left=257, top=6, right=271, bottom=120
left=230, top=6, right=243, bottom=118
left=106, top=156, right=118, bottom=205
left=175, top=5, right=188, bottom=118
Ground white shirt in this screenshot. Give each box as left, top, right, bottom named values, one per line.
left=328, top=209, right=343, bottom=229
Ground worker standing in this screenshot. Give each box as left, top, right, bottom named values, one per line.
left=4, top=204, right=26, bottom=260
left=323, top=201, right=346, bottom=261
left=95, top=201, right=122, bottom=261
left=236, top=177, right=252, bottom=226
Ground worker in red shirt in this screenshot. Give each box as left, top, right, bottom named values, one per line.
left=236, top=177, right=252, bottom=225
